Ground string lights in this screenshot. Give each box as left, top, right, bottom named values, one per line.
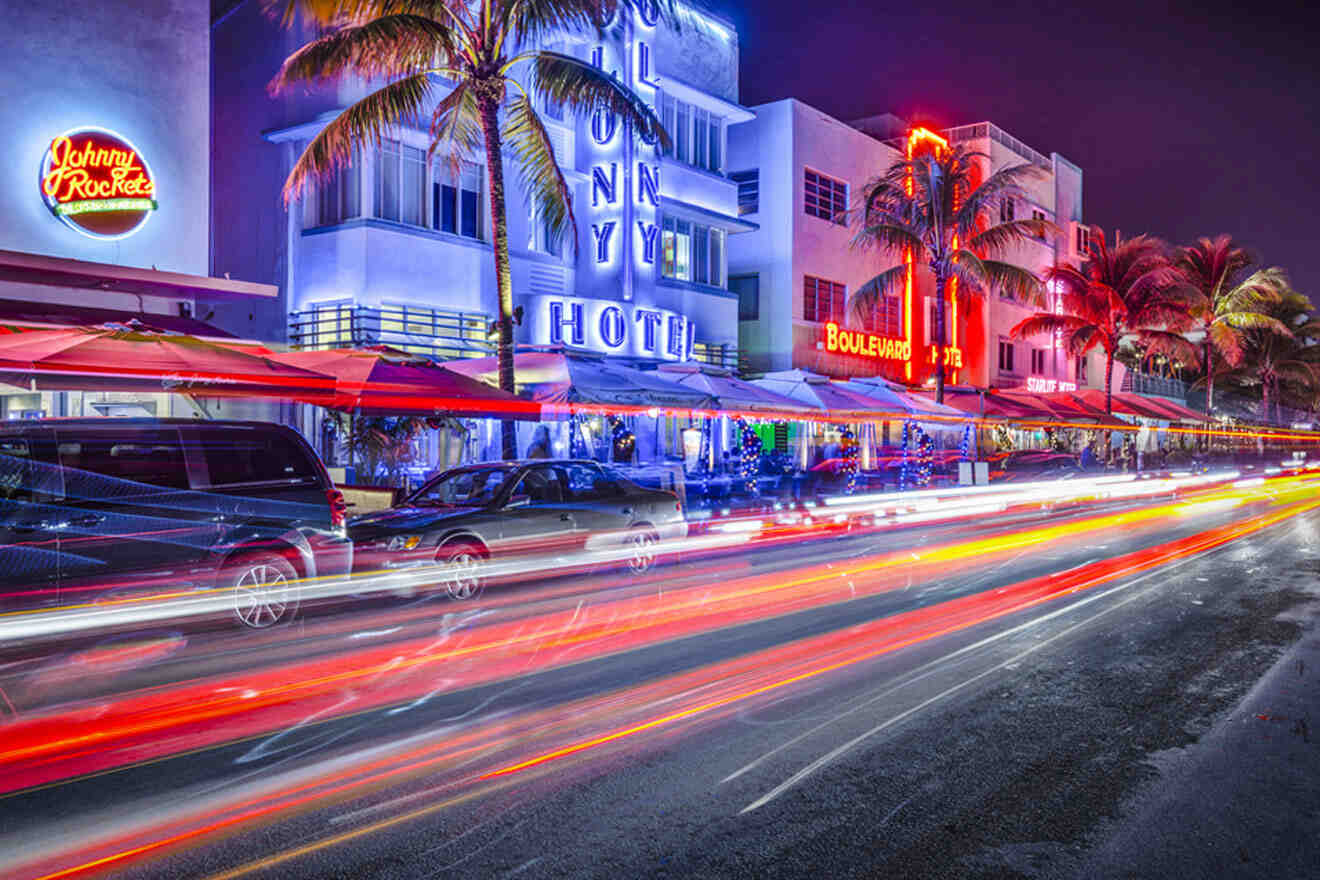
left=609, top=414, right=635, bottom=463
left=737, top=419, right=762, bottom=494
left=841, top=428, right=859, bottom=494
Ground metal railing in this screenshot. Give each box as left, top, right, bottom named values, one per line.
left=1123, top=371, right=1189, bottom=400
left=944, top=122, right=1053, bottom=171
left=289, top=304, right=495, bottom=361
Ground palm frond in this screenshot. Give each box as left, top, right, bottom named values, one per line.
left=1208, top=320, right=1246, bottom=366
left=531, top=51, right=668, bottom=149
left=849, top=264, right=909, bottom=323
left=976, top=259, right=1043, bottom=306
left=851, top=221, right=922, bottom=257
left=964, top=217, right=1056, bottom=255
left=428, top=79, right=482, bottom=179
left=1010, top=312, right=1085, bottom=341
left=1219, top=311, right=1293, bottom=337
left=284, top=72, right=434, bottom=203
left=269, top=14, right=463, bottom=93
left=1138, top=330, right=1198, bottom=362
left=503, top=92, right=578, bottom=254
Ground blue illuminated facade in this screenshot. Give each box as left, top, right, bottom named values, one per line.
left=211, top=4, right=754, bottom=369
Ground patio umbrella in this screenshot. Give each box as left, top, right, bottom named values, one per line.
left=656, top=363, right=813, bottom=415
left=0, top=323, right=332, bottom=397
left=267, top=347, right=536, bottom=418
left=444, top=352, right=714, bottom=411
left=752, top=369, right=916, bottom=417
left=843, top=377, right=968, bottom=421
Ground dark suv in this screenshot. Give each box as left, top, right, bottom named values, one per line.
left=0, top=419, right=351, bottom=627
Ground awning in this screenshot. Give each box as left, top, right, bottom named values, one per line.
left=752, top=369, right=955, bottom=420
left=656, top=363, right=813, bottom=414
left=267, top=347, right=536, bottom=418
left=0, top=301, right=241, bottom=338
left=1068, top=389, right=1175, bottom=421
left=0, top=248, right=277, bottom=301
left=444, top=352, right=714, bottom=410
left=844, top=377, right=968, bottom=420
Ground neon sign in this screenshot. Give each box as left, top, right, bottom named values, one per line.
left=824, top=323, right=911, bottom=362
left=927, top=346, right=963, bottom=368
left=529, top=295, right=694, bottom=361
left=1026, top=377, right=1077, bottom=393
left=40, top=128, right=156, bottom=239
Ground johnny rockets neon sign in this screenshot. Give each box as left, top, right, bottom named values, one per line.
left=824, top=323, right=911, bottom=361
left=40, top=128, right=156, bottom=240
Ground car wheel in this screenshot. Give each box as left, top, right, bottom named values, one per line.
left=438, top=541, right=486, bottom=601
left=226, top=553, right=299, bottom=629
left=625, top=527, right=659, bottom=576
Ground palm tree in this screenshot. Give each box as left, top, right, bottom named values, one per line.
left=850, top=142, right=1050, bottom=403
left=1175, top=235, right=1293, bottom=416
left=1233, top=288, right=1318, bottom=425
left=269, top=0, right=669, bottom=459
left=1011, top=230, right=1189, bottom=414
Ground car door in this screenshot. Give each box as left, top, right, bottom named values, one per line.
left=55, top=425, right=220, bottom=606
left=0, top=428, right=63, bottom=611
left=496, top=465, right=583, bottom=557
left=562, top=463, right=635, bottom=539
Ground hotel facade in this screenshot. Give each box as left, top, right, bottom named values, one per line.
left=727, top=101, right=1105, bottom=394
left=210, top=3, right=753, bottom=371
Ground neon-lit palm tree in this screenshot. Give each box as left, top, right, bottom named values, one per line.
left=270, top=0, right=668, bottom=459
left=1223, top=287, right=1317, bottom=425
left=1011, top=231, right=1189, bottom=415
left=850, top=141, right=1050, bottom=403
left=1176, top=235, right=1293, bottom=416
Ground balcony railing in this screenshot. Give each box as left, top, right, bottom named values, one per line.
left=944, top=122, right=1053, bottom=171
left=289, top=304, right=495, bottom=361
left=1123, top=370, right=1188, bottom=400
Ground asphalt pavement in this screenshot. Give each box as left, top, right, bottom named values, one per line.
left=3, top=487, right=1319, bottom=880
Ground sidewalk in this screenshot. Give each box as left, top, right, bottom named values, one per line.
left=1074, top=596, right=1320, bottom=878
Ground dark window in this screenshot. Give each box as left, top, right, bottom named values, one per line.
left=57, top=428, right=189, bottom=493
left=1076, top=355, right=1089, bottom=383
left=1000, top=197, right=1015, bottom=223
left=998, top=340, right=1016, bottom=374
left=433, top=162, right=483, bottom=240
left=461, top=188, right=479, bottom=238
left=564, top=463, right=613, bottom=501
left=861, top=294, right=901, bottom=337
left=730, top=170, right=759, bottom=215
left=804, top=169, right=847, bottom=223
left=1030, top=348, right=1047, bottom=374
left=513, top=466, right=567, bottom=504
left=194, top=428, right=320, bottom=488
left=1076, top=224, right=1091, bottom=257
left=435, top=183, right=456, bottom=233
left=0, top=437, right=60, bottom=503
left=731, top=274, right=760, bottom=321
left=804, top=275, right=846, bottom=323
left=1031, top=208, right=1047, bottom=239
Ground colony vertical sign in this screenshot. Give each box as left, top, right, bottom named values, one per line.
left=40, top=128, right=157, bottom=239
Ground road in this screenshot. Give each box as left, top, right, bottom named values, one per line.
left=2, top=470, right=1319, bottom=879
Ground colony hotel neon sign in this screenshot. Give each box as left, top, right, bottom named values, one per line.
left=823, top=322, right=911, bottom=362
left=530, top=295, right=694, bottom=361
left=40, top=128, right=157, bottom=239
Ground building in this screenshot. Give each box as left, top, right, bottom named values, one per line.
left=210, top=3, right=755, bottom=371
left=0, top=0, right=277, bottom=420
left=728, top=101, right=1103, bottom=393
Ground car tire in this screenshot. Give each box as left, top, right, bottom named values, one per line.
left=225, top=553, right=299, bottom=629
left=624, top=526, right=660, bottom=576
left=437, top=541, right=486, bottom=601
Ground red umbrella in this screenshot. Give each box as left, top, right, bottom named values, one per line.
left=267, top=347, right=537, bottom=418
left=0, top=324, right=332, bottom=397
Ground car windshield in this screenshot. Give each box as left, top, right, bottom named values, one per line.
left=408, top=466, right=518, bottom=507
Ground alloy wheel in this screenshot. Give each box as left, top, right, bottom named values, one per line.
left=443, top=550, right=484, bottom=600
left=626, top=531, right=657, bottom=575
left=233, top=563, right=295, bottom=628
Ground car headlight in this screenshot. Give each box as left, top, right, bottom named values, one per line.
left=386, top=535, right=422, bottom=551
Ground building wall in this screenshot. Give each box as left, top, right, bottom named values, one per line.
left=1, top=0, right=209, bottom=275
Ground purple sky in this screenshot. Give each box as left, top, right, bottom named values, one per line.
left=726, top=0, right=1318, bottom=297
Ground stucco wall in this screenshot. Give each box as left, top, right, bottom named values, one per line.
left=1, top=0, right=209, bottom=274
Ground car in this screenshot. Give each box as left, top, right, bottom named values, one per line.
left=0, top=418, right=351, bottom=628
left=349, top=459, right=687, bottom=599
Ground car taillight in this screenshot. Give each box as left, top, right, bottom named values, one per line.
left=326, top=488, right=348, bottom=529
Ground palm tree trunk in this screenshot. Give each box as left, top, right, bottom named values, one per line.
left=1261, top=372, right=1272, bottom=426
left=1203, top=339, right=1214, bottom=416
left=933, top=268, right=947, bottom=404
left=1104, top=350, right=1115, bottom=415
left=477, top=89, right=518, bottom=461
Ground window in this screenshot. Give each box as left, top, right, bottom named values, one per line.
left=660, top=92, right=722, bottom=172
left=565, top=463, right=619, bottom=499
left=1031, top=209, right=1047, bottom=240
left=1030, top=348, right=1047, bottom=374
left=927, top=296, right=941, bottom=345
left=311, top=155, right=360, bottom=227
left=309, top=301, right=353, bottom=349
left=0, top=437, right=60, bottom=503
left=731, top=170, right=759, bottom=215
left=803, top=275, right=846, bottom=323
left=731, top=274, right=759, bottom=321
left=661, top=216, right=722, bottom=286
left=804, top=169, right=847, bottom=223
left=1076, top=355, right=1089, bottom=384
left=1000, top=197, right=1015, bottom=224
left=433, top=160, right=483, bottom=240
left=374, top=140, right=426, bottom=227
left=528, top=205, right=563, bottom=257
left=998, top=339, right=1017, bottom=374
left=57, top=428, right=189, bottom=492
left=194, top=428, right=317, bottom=488
left=410, top=466, right=517, bottom=507
left=1076, top=224, right=1091, bottom=258
left=862, top=294, right=902, bottom=337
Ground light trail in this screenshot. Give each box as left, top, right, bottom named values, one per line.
left=7, top=479, right=1320, bottom=879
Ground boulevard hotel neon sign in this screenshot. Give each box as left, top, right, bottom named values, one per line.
left=40, top=128, right=156, bottom=239
left=824, top=322, right=911, bottom=362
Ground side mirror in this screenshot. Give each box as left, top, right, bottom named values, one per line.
left=506, top=494, right=531, bottom=509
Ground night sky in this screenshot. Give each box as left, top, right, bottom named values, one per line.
left=726, top=0, right=1319, bottom=298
